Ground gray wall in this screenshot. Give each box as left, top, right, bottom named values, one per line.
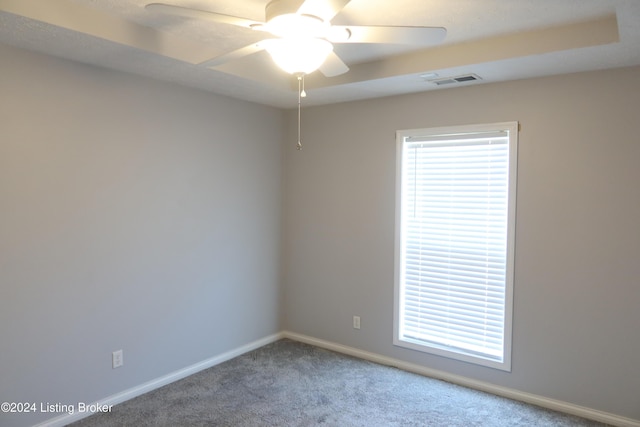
left=0, top=43, right=283, bottom=427
left=282, top=66, right=640, bottom=420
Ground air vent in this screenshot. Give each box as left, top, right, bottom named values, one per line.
left=455, top=74, right=480, bottom=82
left=429, top=74, right=482, bottom=86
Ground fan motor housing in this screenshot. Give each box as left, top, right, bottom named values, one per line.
left=266, top=0, right=307, bottom=22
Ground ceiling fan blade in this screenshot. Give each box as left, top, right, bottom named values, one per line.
left=145, top=3, right=260, bottom=28
left=319, top=52, right=349, bottom=77
left=297, top=0, right=351, bottom=22
left=199, top=42, right=266, bottom=68
left=331, top=25, right=446, bottom=45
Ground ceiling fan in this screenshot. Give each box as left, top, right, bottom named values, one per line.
left=146, top=0, right=447, bottom=77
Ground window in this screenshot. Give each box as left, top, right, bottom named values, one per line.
left=394, top=122, right=518, bottom=371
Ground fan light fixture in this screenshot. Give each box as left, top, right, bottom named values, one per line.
left=146, top=0, right=448, bottom=149
left=262, top=37, right=332, bottom=75
left=258, top=12, right=333, bottom=75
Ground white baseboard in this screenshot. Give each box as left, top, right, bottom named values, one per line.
left=282, top=331, right=640, bottom=427
left=33, top=332, right=284, bottom=427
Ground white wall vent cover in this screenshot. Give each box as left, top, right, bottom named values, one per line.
left=429, top=74, right=483, bottom=85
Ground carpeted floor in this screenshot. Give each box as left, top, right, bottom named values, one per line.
left=71, top=339, right=607, bottom=426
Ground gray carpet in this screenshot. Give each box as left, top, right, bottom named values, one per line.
left=71, top=339, right=606, bottom=426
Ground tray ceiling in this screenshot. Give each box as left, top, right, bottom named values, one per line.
left=1, top=0, right=639, bottom=107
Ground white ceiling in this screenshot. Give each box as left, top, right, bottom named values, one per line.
left=1, top=0, right=639, bottom=108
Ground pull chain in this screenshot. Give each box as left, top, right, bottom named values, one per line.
left=296, top=74, right=306, bottom=151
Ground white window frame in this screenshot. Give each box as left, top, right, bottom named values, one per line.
left=393, top=122, right=518, bottom=371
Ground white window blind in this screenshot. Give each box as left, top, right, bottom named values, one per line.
left=394, top=123, right=517, bottom=371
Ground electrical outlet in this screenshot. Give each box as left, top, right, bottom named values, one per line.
left=353, top=316, right=361, bottom=330
left=112, top=350, right=123, bottom=369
